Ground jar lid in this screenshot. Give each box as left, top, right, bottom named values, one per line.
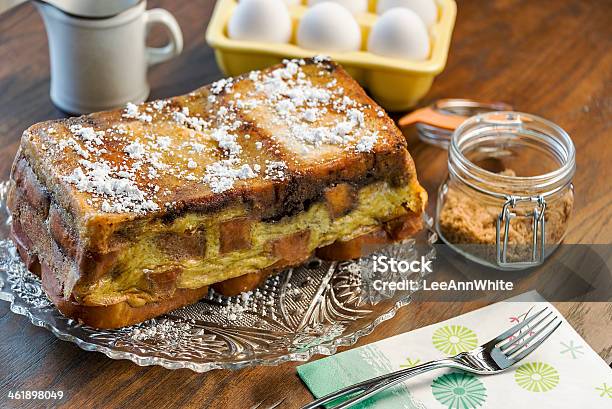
left=399, top=99, right=513, bottom=148
left=39, top=0, right=141, bottom=18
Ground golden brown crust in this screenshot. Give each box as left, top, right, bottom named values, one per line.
left=316, top=229, right=391, bottom=261
left=41, top=259, right=209, bottom=329
left=316, top=211, right=423, bottom=261
left=384, top=209, right=424, bottom=240
left=212, top=270, right=271, bottom=297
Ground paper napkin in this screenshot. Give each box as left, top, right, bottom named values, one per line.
left=297, top=292, right=612, bottom=408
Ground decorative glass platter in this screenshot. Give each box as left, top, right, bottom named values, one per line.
left=0, top=180, right=436, bottom=372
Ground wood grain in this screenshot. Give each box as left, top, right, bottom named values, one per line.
left=0, top=0, right=610, bottom=408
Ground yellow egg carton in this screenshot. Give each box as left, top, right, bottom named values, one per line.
left=205, top=0, right=457, bottom=112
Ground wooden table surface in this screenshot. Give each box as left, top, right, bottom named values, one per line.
left=0, top=1, right=610, bottom=408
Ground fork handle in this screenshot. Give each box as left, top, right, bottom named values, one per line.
left=302, top=358, right=458, bottom=409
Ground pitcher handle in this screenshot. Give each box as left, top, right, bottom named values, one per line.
left=145, top=8, right=183, bottom=67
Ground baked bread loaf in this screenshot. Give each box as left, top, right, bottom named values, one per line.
left=8, top=57, right=426, bottom=329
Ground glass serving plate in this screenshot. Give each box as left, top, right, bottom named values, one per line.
left=0, top=180, right=436, bottom=372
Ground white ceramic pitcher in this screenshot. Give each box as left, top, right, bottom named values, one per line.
left=35, top=0, right=183, bottom=114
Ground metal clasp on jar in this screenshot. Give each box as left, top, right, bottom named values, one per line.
left=496, top=195, right=547, bottom=268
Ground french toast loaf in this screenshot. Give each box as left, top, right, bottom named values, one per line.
left=8, top=57, right=426, bottom=329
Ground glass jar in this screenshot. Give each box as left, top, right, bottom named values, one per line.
left=435, top=112, right=576, bottom=270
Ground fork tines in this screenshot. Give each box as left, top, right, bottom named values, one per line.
left=495, top=306, right=562, bottom=363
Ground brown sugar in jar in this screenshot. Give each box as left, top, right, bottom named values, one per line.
left=438, top=170, right=574, bottom=264
left=435, top=112, right=576, bottom=269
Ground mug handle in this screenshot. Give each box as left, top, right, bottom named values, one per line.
left=145, top=8, right=183, bottom=67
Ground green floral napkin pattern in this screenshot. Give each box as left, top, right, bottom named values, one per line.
left=297, top=292, right=612, bottom=408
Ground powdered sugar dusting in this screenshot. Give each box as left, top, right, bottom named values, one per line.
left=244, top=58, right=378, bottom=155
left=123, top=102, right=152, bottom=123
left=203, top=160, right=257, bottom=194
left=41, top=58, right=389, bottom=213
left=65, top=159, right=158, bottom=214
left=355, top=132, right=380, bottom=153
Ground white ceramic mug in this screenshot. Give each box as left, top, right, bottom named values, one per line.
left=36, top=1, right=183, bottom=114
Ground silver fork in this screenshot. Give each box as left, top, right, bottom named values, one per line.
left=302, top=306, right=561, bottom=409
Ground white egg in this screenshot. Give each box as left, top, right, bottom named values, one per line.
left=368, top=8, right=430, bottom=60
left=297, top=2, right=362, bottom=52
left=307, top=0, right=368, bottom=15
left=228, top=0, right=292, bottom=43
left=377, top=0, right=438, bottom=26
